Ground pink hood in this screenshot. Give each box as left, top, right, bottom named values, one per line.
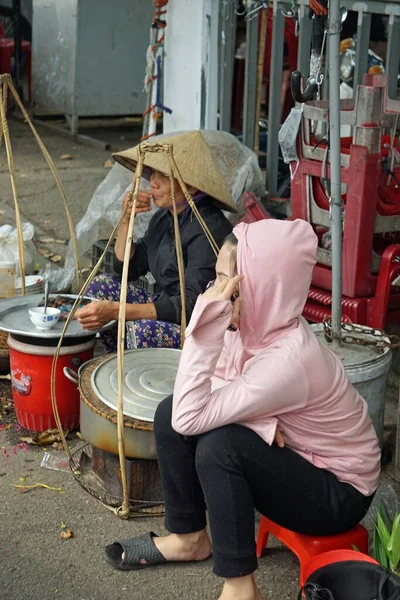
left=235, top=219, right=318, bottom=348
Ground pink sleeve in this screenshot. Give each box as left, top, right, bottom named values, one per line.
left=211, top=329, right=236, bottom=388
left=172, top=297, right=307, bottom=437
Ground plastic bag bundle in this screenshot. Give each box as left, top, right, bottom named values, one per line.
left=197, top=130, right=265, bottom=205
left=0, top=222, right=36, bottom=276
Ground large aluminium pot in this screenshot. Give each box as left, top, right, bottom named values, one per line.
left=64, top=349, right=181, bottom=459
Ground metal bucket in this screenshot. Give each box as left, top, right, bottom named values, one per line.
left=64, top=356, right=157, bottom=459
left=312, top=324, right=392, bottom=447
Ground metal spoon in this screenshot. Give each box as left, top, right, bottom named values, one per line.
left=44, top=280, right=49, bottom=314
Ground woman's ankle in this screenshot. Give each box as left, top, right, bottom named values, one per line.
left=152, top=529, right=211, bottom=562
left=219, top=575, right=261, bottom=600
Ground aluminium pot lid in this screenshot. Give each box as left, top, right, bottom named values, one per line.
left=91, top=348, right=182, bottom=422
left=0, top=294, right=114, bottom=339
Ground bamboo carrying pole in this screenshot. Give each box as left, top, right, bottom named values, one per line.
left=0, top=77, right=26, bottom=295
left=169, top=167, right=187, bottom=346
left=50, top=142, right=219, bottom=518
left=115, top=148, right=144, bottom=517
left=327, top=0, right=343, bottom=342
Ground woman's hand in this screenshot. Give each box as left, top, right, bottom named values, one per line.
left=203, top=276, right=243, bottom=329
left=76, top=301, right=117, bottom=331
left=274, top=425, right=285, bottom=448
left=122, top=190, right=152, bottom=224
left=203, top=275, right=243, bottom=302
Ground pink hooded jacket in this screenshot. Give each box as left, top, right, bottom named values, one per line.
left=172, top=219, right=381, bottom=496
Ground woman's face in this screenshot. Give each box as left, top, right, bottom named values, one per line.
left=149, top=169, right=187, bottom=209
left=215, top=243, right=237, bottom=284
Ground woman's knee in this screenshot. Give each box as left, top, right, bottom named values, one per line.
left=153, top=395, right=174, bottom=439
left=86, top=274, right=120, bottom=300
left=195, top=425, right=239, bottom=474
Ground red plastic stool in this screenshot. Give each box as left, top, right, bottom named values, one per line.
left=256, top=516, right=368, bottom=587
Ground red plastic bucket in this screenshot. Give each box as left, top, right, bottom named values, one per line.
left=8, top=335, right=96, bottom=432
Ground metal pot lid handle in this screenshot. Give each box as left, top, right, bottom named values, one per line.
left=63, top=366, right=79, bottom=385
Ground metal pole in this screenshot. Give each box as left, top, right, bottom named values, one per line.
left=328, top=0, right=342, bottom=339
left=297, top=4, right=313, bottom=77
left=266, top=4, right=284, bottom=195
left=219, top=1, right=236, bottom=132
left=12, top=0, right=23, bottom=100
left=242, top=4, right=258, bottom=148
left=353, top=10, right=371, bottom=88
left=386, top=15, right=400, bottom=101
left=254, top=8, right=267, bottom=153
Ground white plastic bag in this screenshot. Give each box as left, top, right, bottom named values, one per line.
left=0, top=222, right=36, bottom=276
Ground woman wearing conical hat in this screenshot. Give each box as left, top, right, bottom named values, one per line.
left=75, top=131, right=242, bottom=351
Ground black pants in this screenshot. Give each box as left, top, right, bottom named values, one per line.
left=154, top=396, right=373, bottom=579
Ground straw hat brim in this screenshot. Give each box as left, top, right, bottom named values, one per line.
left=113, top=131, right=237, bottom=213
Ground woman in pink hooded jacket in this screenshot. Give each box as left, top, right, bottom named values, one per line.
left=105, top=219, right=381, bottom=600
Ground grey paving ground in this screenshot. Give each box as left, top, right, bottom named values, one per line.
left=0, top=116, right=400, bottom=600
left=0, top=118, right=123, bottom=261
left=0, top=389, right=299, bottom=600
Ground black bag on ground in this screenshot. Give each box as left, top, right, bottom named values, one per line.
left=297, top=560, right=400, bottom=600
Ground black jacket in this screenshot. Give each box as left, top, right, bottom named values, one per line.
left=114, top=198, right=233, bottom=324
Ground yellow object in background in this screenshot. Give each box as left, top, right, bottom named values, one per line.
left=368, top=65, right=385, bottom=75
left=340, top=38, right=355, bottom=53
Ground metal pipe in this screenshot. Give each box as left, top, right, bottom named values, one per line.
left=12, top=0, right=23, bottom=100
left=353, top=11, right=371, bottom=88
left=328, top=0, right=343, bottom=340
left=242, top=3, right=258, bottom=149
left=219, top=1, right=236, bottom=132
left=386, top=15, right=400, bottom=101
left=297, top=4, right=313, bottom=77
left=266, top=3, right=284, bottom=195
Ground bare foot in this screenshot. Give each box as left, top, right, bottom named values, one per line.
left=153, top=530, right=211, bottom=562
left=122, top=529, right=211, bottom=564
left=218, top=575, right=263, bottom=600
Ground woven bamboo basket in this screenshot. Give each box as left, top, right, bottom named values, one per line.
left=70, top=356, right=164, bottom=515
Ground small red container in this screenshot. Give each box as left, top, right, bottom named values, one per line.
left=8, top=335, right=95, bottom=432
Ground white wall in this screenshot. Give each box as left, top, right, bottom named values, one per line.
left=163, top=0, right=219, bottom=132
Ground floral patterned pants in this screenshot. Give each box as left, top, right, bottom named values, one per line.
left=86, top=274, right=181, bottom=353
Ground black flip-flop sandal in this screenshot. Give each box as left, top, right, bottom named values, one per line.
left=105, top=532, right=167, bottom=571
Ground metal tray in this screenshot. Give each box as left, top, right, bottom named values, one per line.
left=91, top=348, right=181, bottom=422
left=0, top=294, right=114, bottom=339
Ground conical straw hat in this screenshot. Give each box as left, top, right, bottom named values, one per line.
left=113, top=130, right=237, bottom=212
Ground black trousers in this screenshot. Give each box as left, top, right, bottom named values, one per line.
left=154, top=396, right=373, bottom=579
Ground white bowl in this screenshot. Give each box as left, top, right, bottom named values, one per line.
left=29, top=306, right=61, bottom=330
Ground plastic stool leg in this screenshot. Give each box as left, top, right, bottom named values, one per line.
left=300, top=562, right=308, bottom=588
left=256, top=518, right=270, bottom=558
